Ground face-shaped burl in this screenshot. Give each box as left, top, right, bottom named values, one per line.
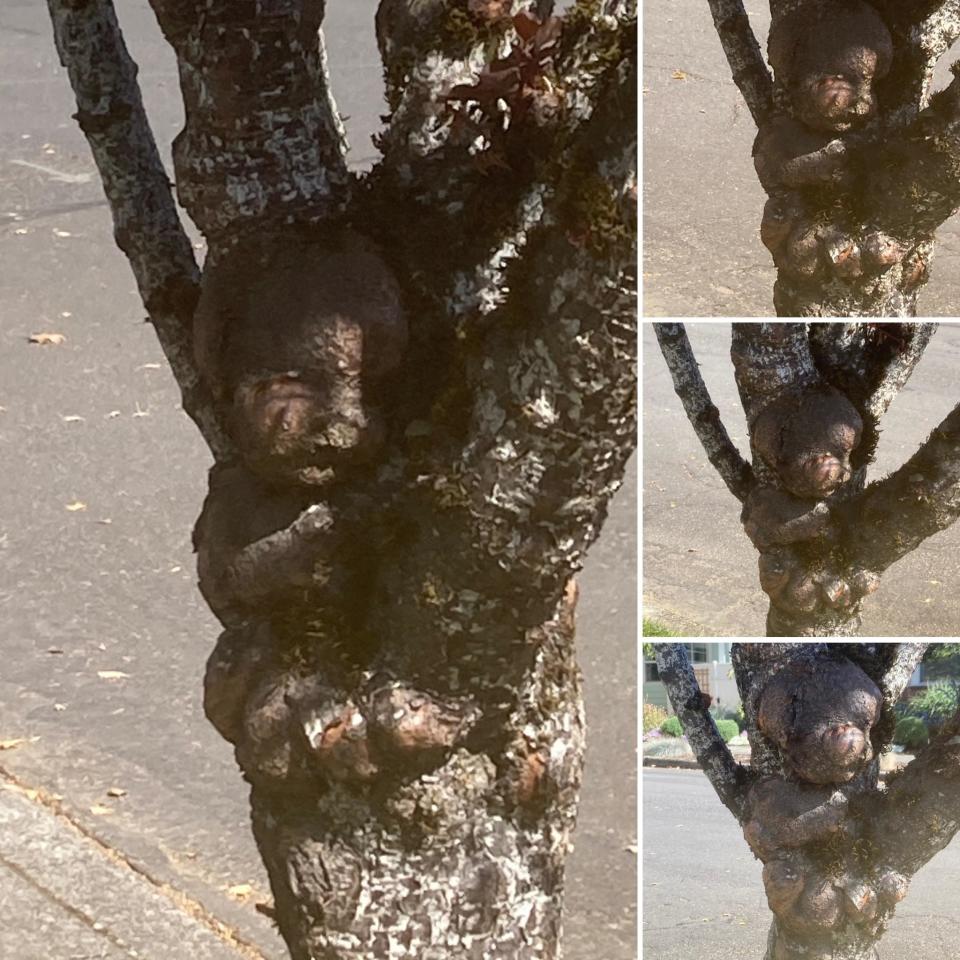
left=768, top=1, right=893, bottom=133
left=752, top=386, right=863, bottom=499
left=195, top=229, right=408, bottom=486
left=758, top=657, right=882, bottom=784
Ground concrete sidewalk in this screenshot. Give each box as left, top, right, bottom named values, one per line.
left=0, top=780, right=256, bottom=960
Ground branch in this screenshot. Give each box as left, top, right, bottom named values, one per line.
left=867, top=65, right=960, bottom=239
left=654, top=643, right=750, bottom=820
left=876, top=0, right=960, bottom=114
left=843, top=401, right=960, bottom=574
left=148, top=0, right=349, bottom=238
left=654, top=323, right=755, bottom=503
left=368, top=4, right=635, bottom=324
left=880, top=643, right=930, bottom=705
left=706, top=0, right=775, bottom=126
left=730, top=322, right=820, bottom=422
left=808, top=323, right=937, bottom=421
left=869, top=715, right=960, bottom=877
left=46, top=0, right=229, bottom=458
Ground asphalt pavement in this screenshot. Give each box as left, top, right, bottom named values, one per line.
left=643, top=767, right=960, bottom=960
left=0, top=2, right=637, bottom=958
left=642, top=0, right=960, bottom=316
left=643, top=321, right=960, bottom=636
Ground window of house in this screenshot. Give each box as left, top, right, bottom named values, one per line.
left=688, top=643, right=708, bottom=663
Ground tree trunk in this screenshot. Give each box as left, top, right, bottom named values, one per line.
left=772, top=277, right=920, bottom=320
left=656, top=322, right=960, bottom=638
left=46, top=1, right=637, bottom=957
left=706, top=0, right=960, bottom=318
left=656, top=643, right=960, bottom=960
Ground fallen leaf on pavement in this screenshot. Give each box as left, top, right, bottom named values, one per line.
left=672, top=69, right=688, bottom=80
left=0, top=738, right=28, bottom=751
left=228, top=884, right=253, bottom=900
left=29, top=332, right=66, bottom=345
left=106, top=787, right=127, bottom=798
left=90, top=804, right=113, bottom=816
left=97, top=670, right=129, bottom=680
left=65, top=501, right=87, bottom=512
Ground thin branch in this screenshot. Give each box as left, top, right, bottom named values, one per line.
left=654, top=643, right=750, bottom=820
left=879, top=643, right=930, bottom=705
left=46, top=0, right=230, bottom=458
left=843, top=401, right=960, bottom=575
left=655, top=323, right=755, bottom=503
left=706, top=0, right=775, bottom=127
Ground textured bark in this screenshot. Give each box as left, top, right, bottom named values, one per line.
left=654, top=323, right=755, bottom=503
left=706, top=0, right=960, bottom=317
left=45, top=0, right=229, bottom=457
left=657, top=322, right=954, bottom=638
left=50, top=1, right=637, bottom=957
left=659, top=642, right=957, bottom=960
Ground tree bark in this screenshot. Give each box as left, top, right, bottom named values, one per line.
left=48, top=1, right=637, bottom=957
left=656, top=642, right=960, bottom=960
left=656, top=322, right=958, bottom=637
left=707, top=0, right=960, bottom=317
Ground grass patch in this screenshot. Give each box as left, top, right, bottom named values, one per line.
left=642, top=618, right=682, bottom=637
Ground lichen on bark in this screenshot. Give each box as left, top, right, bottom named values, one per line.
left=48, top=0, right=637, bottom=956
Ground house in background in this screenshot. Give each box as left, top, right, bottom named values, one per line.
left=643, top=643, right=740, bottom=714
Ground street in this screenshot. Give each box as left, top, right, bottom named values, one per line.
left=643, top=768, right=960, bottom=960
left=642, top=0, right=960, bottom=316
left=0, top=2, right=637, bottom=957
left=643, top=322, right=960, bottom=636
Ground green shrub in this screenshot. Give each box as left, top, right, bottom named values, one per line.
left=894, top=716, right=929, bottom=751
left=905, top=682, right=959, bottom=727
left=643, top=702, right=669, bottom=733
left=660, top=716, right=683, bottom=737
left=715, top=719, right=739, bottom=743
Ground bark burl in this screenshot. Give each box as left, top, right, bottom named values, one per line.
left=655, top=321, right=960, bottom=638
left=655, top=642, right=960, bottom=960
left=705, top=0, right=960, bottom=316
left=47, top=0, right=637, bottom=957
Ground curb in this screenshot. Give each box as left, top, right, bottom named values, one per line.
left=642, top=756, right=909, bottom=780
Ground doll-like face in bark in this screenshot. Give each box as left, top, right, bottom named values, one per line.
left=767, top=1, right=893, bottom=133
left=752, top=386, right=863, bottom=499
left=194, top=230, right=407, bottom=486
left=758, top=657, right=882, bottom=784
